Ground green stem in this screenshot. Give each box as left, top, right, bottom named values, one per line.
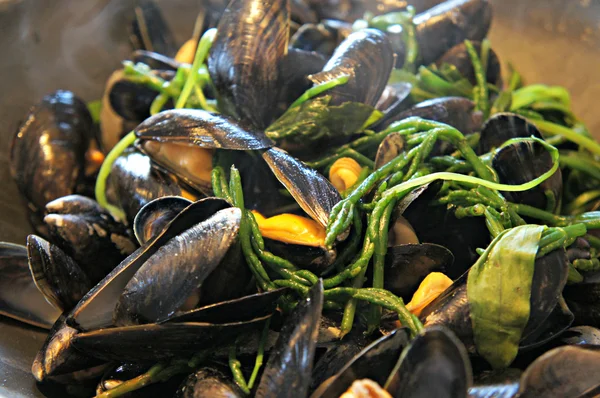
left=532, top=119, right=600, bottom=156
left=94, top=131, right=137, bottom=220
left=465, top=40, right=489, bottom=118
left=247, top=318, right=271, bottom=390
left=290, top=75, right=350, bottom=108
left=229, top=345, right=250, bottom=395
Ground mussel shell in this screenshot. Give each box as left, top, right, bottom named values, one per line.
left=290, top=20, right=351, bottom=55
left=114, top=207, right=241, bottom=326
left=255, top=280, right=323, bottom=398
left=32, top=315, right=103, bottom=382
left=478, top=113, right=543, bottom=155
left=277, top=48, right=327, bottom=113
left=109, top=149, right=190, bottom=223
left=44, top=195, right=138, bottom=285
left=564, top=271, right=600, bottom=329
left=387, top=326, right=472, bottom=398
left=10, top=90, right=93, bottom=230
left=72, top=316, right=270, bottom=362
left=517, top=346, right=600, bottom=397
left=95, top=363, right=187, bottom=396
left=208, top=0, right=290, bottom=129
left=0, top=242, right=60, bottom=329
left=310, top=328, right=410, bottom=398
left=375, top=132, right=407, bottom=170
left=67, top=198, right=230, bottom=331
left=175, top=367, right=245, bottom=398
left=561, top=326, right=600, bottom=346
left=131, top=49, right=180, bottom=70
left=436, top=41, right=502, bottom=87
left=27, top=235, right=92, bottom=312
left=492, top=140, right=562, bottom=212
left=100, top=70, right=140, bottom=152
left=133, top=196, right=194, bottom=245
left=309, top=28, right=394, bottom=109
left=264, top=238, right=336, bottom=275
left=129, top=0, right=177, bottom=56
left=262, top=147, right=341, bottom=228
left=108, top=69, right=174, bottom=122
left=307, top=0, right=443, bottom=23
left=519, top=296, right=574, bottom=351
left=374, top=83, right=414, bottom=130
left=414, top=0, right=492, bottom=66
left=383, top=243, right=454, bottom=299
left=375, top=97, right=483, bottom=142
left=166, top=288, right=287, bottom=324
left=468, top=384, right=520, bottom=398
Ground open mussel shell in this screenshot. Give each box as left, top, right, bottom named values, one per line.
left=436, top=41, right=502, bottom=87
left=420, top=248, right=569, bottom=354
left=209, top=0, right=290, bottom=129
left=175, top=367, right=245, bottom=398
left=32, top=315, right=103, bottom=382
left=109, top=149, right=193, bottom=223
left=290, top=21, right=350, bottom=56
left=255, top=280, right=323, bottom=398
left=399, top=181, right=490, bottom=278
left=114, top=206, right=241, bottom=326
left=133, top=196, right=194, bottom=244
left=384, top=243, right=454, bottom=299
left=561, top=326, right=600, bottom=346
left=165, top=288, right=287, bottom=324
left=478, top=113, right=543, bottom=154
left=67, top=198, right=230, bottom=331
left=129, top=0, right=177, bottom=56
left=492, top=139, right=562, bottom=212
left=519, top=296, right=574, bottom=351
left=72, top=316, right=270, bottom=362
left=374, top=83, right=414, bottom=130
left=387, top=326, right=473, bottom=398
left=517, top=345, right=600, bottom=397
left=262, top=147, right=341, bottom=229
left=310, top=328, right=410, bottom=398
left=564, top=271, right=600, bottom=329
left=44, top=195, right=138, bottom=285
left=309, top=28, right=394, bottom=109
left=0, top=242, right=60, bottom=329
left=277, top=48, right=327, bottom=112
left=414, top=0, right=492, bottom=66
left=375, top=97, right=483, bottom=154
left=27, top=235, right=92, bottom=312
left=10, top=90, right=93, bottom=234
left=375, top=132, right=407, bottom=170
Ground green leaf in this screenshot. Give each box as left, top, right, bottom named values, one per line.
left=511, top=85, right=571, bottom=111
left=467, top=224, right=545, bottom=369
left=87, top=99, right=103, bottom=124
left=265, top=96, right=379, bottom=143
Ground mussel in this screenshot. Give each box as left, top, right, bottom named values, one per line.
left=478, top=113, right=543, bottom=154
left=176, top=367, right=245, bottom=398
left=436, top=41, right=502, bottom=87
left=10, top=90, right=94, bottom=235
left=129, top=0, right=177, bottom=57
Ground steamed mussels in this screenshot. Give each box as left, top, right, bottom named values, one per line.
left=6, top=0, right=600, bottom=397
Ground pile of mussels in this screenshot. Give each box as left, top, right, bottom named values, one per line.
left=5, top=0, right=600, bottom=396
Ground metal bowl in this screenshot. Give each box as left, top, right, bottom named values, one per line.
left=1, top=0, right=599, bottom=396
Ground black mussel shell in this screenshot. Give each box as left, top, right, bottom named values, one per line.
left=166, top=288, right=287, bottom=324
left=100, top=71, right=140, bottom=152
left=44, top=195, right=138, bottom=285
left=209, top=0, right=290, bottom=129
left=376, top=97, right=483, bottom=144
left=72, top=316, right=270, bottom=362
left=32, top=315, right=103, bottom=382
left=255, top=280, right=324, bottom=398
left=131, top=49, right=180, bottom=70
left=113, top=207, right=241, bottom=326
left=263, top=238, right=336, bottom=275
left=478, top=113, right=543, bottom=155
left=561, top=326, right=600, bottom=346
left=307, top=0, right=442, bottom=23
left=518, top=346, right=600, bottom=397
left=387, top=326, right=472, bottom=398
left=383, top=243, right=454, bottom=300
left=492, top=139, right=562, bottom=212
left=277, top=48, right=327, bottom=112
left=129, top=0, right=177, bottom=56
left=375, top=132, right=407, bottom=170
left=27, top=235, right=92, bottom=312
left=67, top=198, right=230, bottom=331
left=0, top=242, right=61, bottom=329
left=175, top=367, right=245, bottom=398
left=468, top=369, right=521, bottom=398
left=398, top=181, right=489, bottom=278
left=10, top=90, right=93, bottom=235
left=310, top=328, right=410, bottom=398
left=374, top=83, right=414, bottom=130
left=109, top=149, right=191, bottom=223
left=262, top=147, right=341, bottom=229
left=436, top=41, right=502, bottom=87
left=564, top=271, right=600, bottom=329
left=420, top=248, right=569, bottom=355
left=133, top=196, right=194, bottom=245
left=290, top=20, right=351, bottom=55
left=309, top=28, right=394, bottom=110
left=108, top=69, right=174, bottom=122
left=519, top=296, right=574, bottom=351
left=414, top=0, right=492, bottom=66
